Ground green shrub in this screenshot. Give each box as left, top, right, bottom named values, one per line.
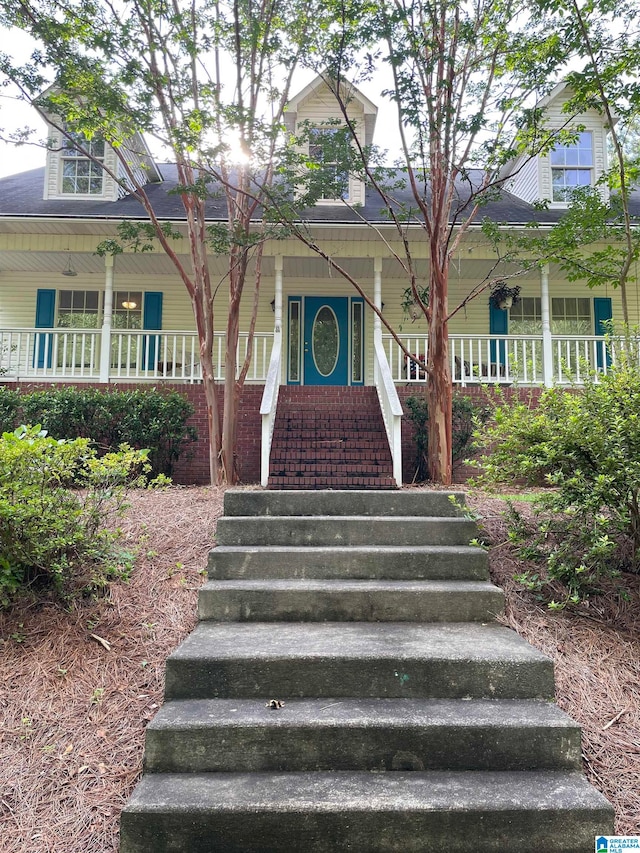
left=0, top=387, right=20, bottom=432
left=1, top=387, right=196, bottom=475
left=0, top=425, right=151, bottom=606
left=405, top=394, right=489, bottom=482
left=474, top=356, right=640, bottom=605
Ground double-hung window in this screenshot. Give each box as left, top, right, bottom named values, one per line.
left=61, top=131, right=105, bottom=195
left=550, top=131, right=593, bottom=202
left=308, top=127, right=350, bottom=202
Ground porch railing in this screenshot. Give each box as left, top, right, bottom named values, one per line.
left=374, top=336, right=403, bottom=486
left=384, top=333, right=612, bottom=387
left=260, top=332, right=282, bottom=487
left=0, top=328, right=272, bottom=383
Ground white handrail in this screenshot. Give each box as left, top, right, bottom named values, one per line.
left=259, top=333, right=282, bottom=487
left=374, top=337, right=403, bottom=487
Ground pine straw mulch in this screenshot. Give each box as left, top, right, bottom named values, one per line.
left=465, top=490, right=640, bottom=836
left=1, top=485, right=639, bottom=852
left=0, top=486, right=222, bottom=853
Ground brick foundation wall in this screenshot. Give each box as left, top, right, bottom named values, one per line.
left=0, top=381, right=263, bottom=486
left=2, top=380, right=545, bottom=487
left=398, top=384, right=544, bottom=484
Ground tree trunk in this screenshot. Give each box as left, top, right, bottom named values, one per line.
left=200, top=347, right=221, bottom=485
left=221, top=289, right=241, bottom=484
left=426, top=260, right=453, bottom=485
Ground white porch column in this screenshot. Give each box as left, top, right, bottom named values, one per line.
left=99, top=255, right=114, bottom=383
left=541, top=264, right=553, bottom=387
left=274, top=255, right=283, bottom=338
left=374, top=257, right=382, bottom=383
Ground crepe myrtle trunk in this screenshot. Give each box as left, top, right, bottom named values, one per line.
left=220, top=242, right=249, bottom=484
left=426, top=261, right=453, bottom=485
left=222, top=290, right=242, bottom=484
left=199, top=338, right=222, bottom=486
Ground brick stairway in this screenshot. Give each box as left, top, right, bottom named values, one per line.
left=267, top=385, right=396, bottom=489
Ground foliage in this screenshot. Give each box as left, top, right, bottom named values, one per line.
left=474, top=353, right=640, bottom=605
left=0, top=425, right=150, bottom=606
left=405, top=395, right=489, bottom=483
left=490, top=0, right=640, bottom=324
left=0, top=386, right=196, bottom=476
left=294, top=0, right=566, bottom=484
left=0, top=0, right=321, bottom=484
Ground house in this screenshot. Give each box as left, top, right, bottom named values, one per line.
left=0, top=76, right=636, bottom=486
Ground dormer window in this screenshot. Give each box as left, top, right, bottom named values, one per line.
left=550, top=131, right=593, bottom=201
left=61, top=132, right=105, bottom=195
left=309, top=127, right=350, bottom=202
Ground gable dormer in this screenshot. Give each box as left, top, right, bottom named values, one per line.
left=39, top=88, right=162, bottom=201
left=285, top=73, right=377, bottom=206
left=504, top=82, right=610, bottom=207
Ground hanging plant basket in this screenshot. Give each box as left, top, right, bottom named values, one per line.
left=490, top=282, right=521, bottom=310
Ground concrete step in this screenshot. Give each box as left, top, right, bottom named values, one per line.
left=120, top=770, right=613, bottom=853
left=198, top=579, right=504, bottom=622
left=216, top=515, right=478, bottom=547
left=223, top=488, right=467, bottom=516
left=143, top=697, right=582, bottom=774
left=208, top=544, right=489, bottom=580
left=164, top=621, right=555, bottom=701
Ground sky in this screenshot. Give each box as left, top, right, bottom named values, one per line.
left=0, top=26, right=402, bottom=179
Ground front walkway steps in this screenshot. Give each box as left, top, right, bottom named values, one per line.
left=120, top=490, right=614, bottom=853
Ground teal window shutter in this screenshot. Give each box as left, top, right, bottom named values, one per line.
left=489, top=300, right=508, bottom=367
left=34, top=288, right=56, bottom=368
left=593, top=297, right=612, bottom=369
left=142, top=292, right=163, bottom=369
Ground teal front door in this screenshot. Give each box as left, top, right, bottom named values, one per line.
left=303, top=296, right=349, bottom=385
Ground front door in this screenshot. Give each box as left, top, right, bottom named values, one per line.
left=303, top=296, right=349, bottom=385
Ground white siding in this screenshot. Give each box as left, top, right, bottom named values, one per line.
left=116, top=135, right=159, bottom=196
left=506, top=155, right=540, bottom=204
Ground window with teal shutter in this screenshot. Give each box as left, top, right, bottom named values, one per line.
left=142, top=292, right=163, bottom=370
left=34, top=289, right=55, bottom=368
left=593, top=297, right=612, bottom=369
left=489, top=299, right=508, bottom=367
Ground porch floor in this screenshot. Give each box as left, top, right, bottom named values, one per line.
left=267, top=386, right=396, bottom=490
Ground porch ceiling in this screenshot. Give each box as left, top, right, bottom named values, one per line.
left=0, top=249, right=230, bottom=277
left=0, top=246, right=543, bottom=286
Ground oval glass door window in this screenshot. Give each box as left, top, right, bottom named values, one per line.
left=312, top=306, right=339, bottom=377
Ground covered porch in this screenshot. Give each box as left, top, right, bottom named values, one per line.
left=0, top=235, right=628, bottom=488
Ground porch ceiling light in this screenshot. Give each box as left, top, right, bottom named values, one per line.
left=61, top=255, right=78, bottom=277
left=122, top=300, right=137, bottom=310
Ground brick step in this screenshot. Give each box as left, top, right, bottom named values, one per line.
left=270, top=463, right=392, bottom=470
left=267, top=386, right=394, bottom=488
left=270, top=441, right=392, bottom=451
left=274, top=418, right=383, bottom=438
left=267, top=476, right=398, bottom=489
